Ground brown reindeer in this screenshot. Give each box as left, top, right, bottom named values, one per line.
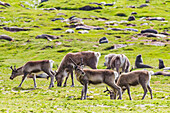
left=104, top=54, right=130, bottom=74
left=116, top=70, right=154, bottom=100
left=70, top=57, right=122, bottom=100
left=55, top=51, right=101, bottom=87
left=10, top=60, right=55, bottom=89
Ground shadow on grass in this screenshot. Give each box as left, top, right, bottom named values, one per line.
left=11, top=87, right=41, bottom=92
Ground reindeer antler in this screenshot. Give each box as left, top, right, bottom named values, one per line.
left=10, top=66, right=14, bottom=70
left=104, top=86, right=111, bottom=93
left=69, top=57, right=77, bottom=66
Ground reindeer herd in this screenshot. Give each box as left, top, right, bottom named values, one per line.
left=10, top=51, right=155, bottom=100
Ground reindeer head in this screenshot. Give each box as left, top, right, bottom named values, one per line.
left=69, top=57, right=85, bottom=76
left=10, top=66, right=19, bottom=80
left=104, top=87, right=115, bottom=99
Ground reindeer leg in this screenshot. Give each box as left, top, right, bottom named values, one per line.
left=126, top=85, right=132, bottom=100
left=84, top=82, right=88, bottom=100
left=32, top=74, right=37, bottom=88
left=106, top=82, right=122, bottom=100
left=81, top=86, right=85, bottom=100
left=45, top=70, right=54, bottom=89
left=63, top=74, right=69, bottom=87
left=147, top=85, right=153, bottom=99
left=70, top=70, right=74, bottom=87
left=18, top=72, right=28, bottom=87
left=141, top=83, right=148, bottom=100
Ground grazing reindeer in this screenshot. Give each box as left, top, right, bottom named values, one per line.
left=104, top=87, right=115, bottom=99
left=70, top=57, right=122, bottom=100
left=55, top=51, right=101, bottom=87
left=116, top=70, right=154, bottom=100
left=10, top=60, right=55, bottom=89
left=104, top=54, right=130, bottom=74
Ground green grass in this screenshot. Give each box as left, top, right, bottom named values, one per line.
left=0, top=0, right=170, bottom=112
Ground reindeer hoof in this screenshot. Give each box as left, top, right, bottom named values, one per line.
left=70, top=85, right=74, bottom=87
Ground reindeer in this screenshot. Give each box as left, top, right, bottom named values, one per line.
left=69, top=57, right=122, bottom=100
left=10, top=60, right=55, bottom=89
left=116, top=70, right=154, bottom=100
left=55, top=51, right=101, bottom=87
left=104, top=54, right=130, bottom=74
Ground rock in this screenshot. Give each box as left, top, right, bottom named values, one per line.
left=36, top=34, right=59, bottom=41
left=139, top=4, right=149, bottom=8
left=145, top=0, right=150, bottom=3
left=125, top=28, right=138, bottom=32
left=51, top=17, right=64, bottom=21
left=40, top=0, right=48, bottom=3
left=0, top=35, right=13, bottom=41
left=126, top=24, right=136, bottom=26
left=44, top=8, right=56, bottom=10
left=79, top=5, right=102, bottom=11
left=146, top=17, right=165, bottom=21
left=153, top=71, right=170, bottom=76
left=107, top=28, right=124, bottom=31
left=104, top=3, right=115, bottom=6
left=93, top=27, right=104, bottom=30
left=141, top=23, right=149, bottom=26
left=3, top=27, right=31, bottom=32
left=159, top=59, right=165, bottom=69
left=78, top=30, right=89, bottom=34
left=141, top=29, right=158, bottom=34
left=0, top=1, right=10, bottom=7
left=52, top=28, right=62, bottom=30
left=65, top=29, right=74, bottom=33
left=131, top=12, right=137, bottom=15
left=115, top=13, right=127, bottom=17
left=128, top=16, right=135, bottom=21
left=127, top=5, right=136, bottom=8
left=99, top=37, right=108, bottom=44
left=76, top=26, right=91, bottom=30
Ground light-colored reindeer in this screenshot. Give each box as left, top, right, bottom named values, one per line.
left=10, top=60, right=55, bottom=89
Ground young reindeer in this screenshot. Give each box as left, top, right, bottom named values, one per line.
left=69, top=57, right=122, bottom=100
left=116, top=70, right=154, bottom=100
left=10, top=60, right=55, bottom=89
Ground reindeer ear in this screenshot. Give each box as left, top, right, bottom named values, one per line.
left=10, top=66, right=13, bottom=70
left=14, top=65, right=17, bottom=71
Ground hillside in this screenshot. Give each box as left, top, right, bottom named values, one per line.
left=0, top=0, right=170, bottom=112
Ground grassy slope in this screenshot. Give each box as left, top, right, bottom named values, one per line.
left=0, top=0, right=170, bottom=112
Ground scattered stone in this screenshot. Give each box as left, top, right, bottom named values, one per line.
left=55, top=41, right=62, bottom=46
left=141, top=23, right=149, bottom=26
left=40, top=0, right=49, bottom=3
left=135, top=54, right=153, bottom=68
left=65, top=29, right=74, bottom=33
left=93, top=27, right=104, bottom=30
left=141, top=29, right=158, bottom=34
left=105, top=20, right=128, bottom=25
left=104, top=3, right=115, bottom=6
left=99, top=37, right=108, bottom=44
left=0, top=1, right=10, bottom=7
left=125, top=23, right=136, bottom=26
left=131, top=12, right=137, bottom=15
left=159, top=59, right=165, bottom=69
left=3, top=27, right=31, bottom=32
left=115, top=36, right=121, bottom=38
left=79, top=5, right=102, bottom=11
left=95, top=17, right=109, bottom=21
left=153, top=71, right=170, bottom=76
left=160, top=32, right=170, bottom=36
left=127, top=5, right=136, bottom=8
left=144, top=42, right=166, bottom=46
left=138, top=4, right=149, bottom=8
left=125, top=28, right=138, bottom=32
left=146, top=17, right=165, bottom=21
left=51, top=17, right=64, bottom=21
left=57, top=13, right=67, bottom=16
left=104, top=44, right=134, bottom=50
left=107, top=28, right=124, bottom=31
left=36, top=34, right=59, bottom=41
left=52, top=28, right=62, bottom=30
left=44, top=8, right=56, bottom=10
left=78, top=30, right=89, bottom=34
left=115, top=13, right=127, bottom=17
left=41, top=45, right=54, bottom=50
left=0, top=35, right=13, bottom=41
left=137, top=33, right=167, bottom=38
left=145, top=0, right=150, bottom=3
left=128, top=16, right=135, bottom=21
left=76, top=26, right=91, bottom=30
